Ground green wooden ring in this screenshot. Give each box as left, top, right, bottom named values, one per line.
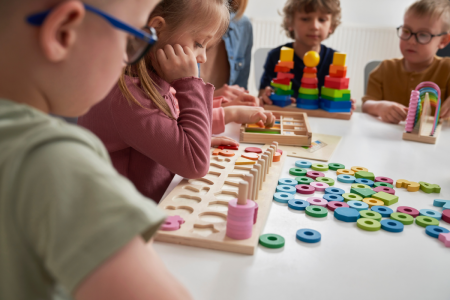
left=390, top=212, right=414, bottom=225
left=316, top=177, right=335, bottom=186
left=305, top=205, right=328, bottom=218
left=415, top=216, right=439, bottom=228
left=351, top=183, right=371, bottom=189
left=295, top=176, right=315, bottom=185
left=359, top=210, right=382, bottom=221
left=373, top=182, right=394, bottom=188
left=342, top=193, right=363, bottom=202
left=328, top=163, right=345, bottom=171
left=357, top=218, right=381, bottom=231
left=259, top=234, right=285, bottom=249
left=311, top=163, right=329, bottom=171
left=289, top=168, right=307, bottom=176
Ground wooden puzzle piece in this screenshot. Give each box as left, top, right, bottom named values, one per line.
left=351, top=166, right=368, bottom=172
left=442, top=210, right=450, bottom=224
left=219, top=150, right=235, bottom=157
left=433, top=199, right=450, bottom=211
left=333, top=52, right=347, bottom=66
left=396, top=179, right=420, bottom=192
left=438, top=232, right=450, bottom=247
left=280, top=46, right=294, bottom=61
left=212, top=148, right=221, bottom=155
left=355, top=171, right=375, bottom=180
left=241, top=153, right=259, bottom=161
left=235, top=157, right=256, bottom=165
left=210, top=162, right=226, bottom=169
left=277, top=60, right=294, bottom=69
left=161, top=215, right=185, bottom=231
left=336, top=169, right=355, bottom=176
left=372, top=192, right=399, bottom=206
left=419, top=181, right=441, bottom=193
left=219, top=145, right=239, bottom=150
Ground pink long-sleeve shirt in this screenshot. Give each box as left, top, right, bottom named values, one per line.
left=78, top=74, right=214, bottom=203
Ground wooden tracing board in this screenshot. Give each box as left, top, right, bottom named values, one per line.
left=155, top=144, right=286, bottom=255
left=263, top=104, right=352, bottom=120
left=240, top=110, right=312, bottom=146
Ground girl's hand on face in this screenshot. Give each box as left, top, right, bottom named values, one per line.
left=156, top=44, right=198, bottom=83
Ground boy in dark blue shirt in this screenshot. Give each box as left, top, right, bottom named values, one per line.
left=259, top=0, right=342, bottom=104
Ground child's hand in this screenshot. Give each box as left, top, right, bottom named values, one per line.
left=377, top=101, right=408, bottom=124
left=224, top=106, right=275, bottom=128
left=350, top=98, right=357, bottom=111
left=211, top=136, right=239, bottom=147
left=259, top=87, right=274, bottom=106
left=440, top=97, right=450, bottom=119
left=222, top=93, right=259, bottom=107
left=214, top=84, right=246, bottom=99
left=155, top=44, right=198, bottom=83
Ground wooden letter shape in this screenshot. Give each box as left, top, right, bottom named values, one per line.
left=396, top=179, right=420, bottom=192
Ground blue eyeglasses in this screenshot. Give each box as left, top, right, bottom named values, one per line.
left=27, top=3, right=157, bottom=65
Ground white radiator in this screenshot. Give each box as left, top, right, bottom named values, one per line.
left=249, top=18, right=402, bottom=104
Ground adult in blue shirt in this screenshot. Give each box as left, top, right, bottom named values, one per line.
left=201, top=0, right=258, bottom=106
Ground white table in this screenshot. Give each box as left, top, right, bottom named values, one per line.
left=155, top=112, right=450, bottom=300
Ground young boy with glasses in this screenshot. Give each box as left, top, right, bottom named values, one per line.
left=0, top=1, right=192, bottom=299
left=363, top=0, right=450, bottom=124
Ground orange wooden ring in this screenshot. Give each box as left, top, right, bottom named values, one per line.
left=336, top=169, right=355, bottom=176
left=363, top=198, right=384, bottom=208
left=351, top=166, right=368, bottom=172
left=219, top=150, right=235, bottom=157
left=273, top=152, right=281, bottom=162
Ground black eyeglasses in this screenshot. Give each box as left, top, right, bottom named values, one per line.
left=27, top=3, right=157, bottom=65
left=397, top=25, right=447, bottom=45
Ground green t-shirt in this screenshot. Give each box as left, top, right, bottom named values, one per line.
left=0, top=99, right=166, bottom=300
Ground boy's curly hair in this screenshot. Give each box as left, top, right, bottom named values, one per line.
left=282, top=0, right=342, bottom=39
left=407, top=0, right=450, bottom=31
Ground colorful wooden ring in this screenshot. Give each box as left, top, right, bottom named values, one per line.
left=416, top=216, right=439, bottom=227
left=359, top=210, right=382, bottom=221
left=425, top=225, right=449, bottom=238
left=273, top=152, right=281, bottom=162
left=397, top=206, right=420, bottom=218
left=325, top=187, right=345, bottom=195
left=245, top=147, right=262, bottom=153
left=289, top=167, right=307, bottom=176
left=373, top=186, right=395, bottom=195
left=375, top=176, right=394, bottom=184
left=323, top=194, right=344, bottom=202
left=296, top=184, right=316, bottom=194
left=362, top=198, right=384, bottom=208
left=276, top=185, right=296, bottom=194
left=306, top=170, right=325, bottom=179
left=296, top=229, right=321, bottom=243
left=334, top=207, right=360, bottom=222
left=357, top=218, right=381, bottom=231
left=351, top=183, right=371, bottom=189
left=259, top=234, right=285, bottom=249
left=219, top=150, right=235, bottom=157
left=316, top=177, right=335, bottom=186
left=277, top=149, right=283, bottom=155
left=295, top=176, right=315, bottom=185
left=351, top=166, right=368, bottom=172
left=288, top=199, right=310, bottom=210
left=305, top=205, right=328, bottom=218
left=355, top=178, right=374, bottom=187
left=306, top=197, right=328, bottom=207
left=373, top=182, right=394, bottom=188
left=443, top=210, right=450, bottom=224
left=390, top=212, right=414, bottom=225
left=380, top=219, right=404, bottom=233
left=439, top=232, right=450, bottom=247
left=295, top=160, right=312, bottom=168
left=328, top=163, right=345, bottom=171
left=347, top=200, right=369, bottom=211
left=310, top=181, right=329, bottom=192
left=336, top=169, right=355, bottom=176
left=337, top=174, right=356, bottom=183
left=278, top=178, right=298, bottom=186
left=419, top=209, right=442, bottom=220
left=327, top=201, right=349, bottom=211
left=342, top=193, right=363, bottom=202
left=311, top=163, right=329, bottom=171
left=273, top=192, right=294, bottom=203
left=371, top=206, right=393, bottom=218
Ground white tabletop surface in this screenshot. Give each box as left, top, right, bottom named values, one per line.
left=155, top=112, right=450, bottom=300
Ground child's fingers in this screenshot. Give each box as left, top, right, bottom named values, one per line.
left=256, top=120, right=265, bottom=128
left=162, top=44, right=176, bottom=60
left=440, top=107, right=450, bottom=118
left=290, top=97, right=296, bottom=104
left=255, top=111, right=268, bottom=124
left=265, top=112, right=275, bottom=127
left=261, top=94, right=272, bottom=105
left=264, top=86, right=273, bottom=96
left=392, top=105, right=407, bottom=120
left=156, top=48, right=168, bottom=62
left=172, top=44, right=186, bottom=56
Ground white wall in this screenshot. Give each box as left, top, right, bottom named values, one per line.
left=246, top=0, right=416, bottom=27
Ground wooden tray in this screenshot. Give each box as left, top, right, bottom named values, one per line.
left=264, top=104, right=352, bottom=120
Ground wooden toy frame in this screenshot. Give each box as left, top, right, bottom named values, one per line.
left=403, top=93, right=442, bottom=144
left=240, top=110, right=312, bottom=146
left=155, top=145, right=286, bottom=255
left=263, top=104, right=352, bottom=120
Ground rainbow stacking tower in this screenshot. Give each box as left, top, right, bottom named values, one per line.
left=319, top=53, right=351, bottom=113
left=297, top=51, right=321, bottom=109
left=269, top=47, right=295, bottom=107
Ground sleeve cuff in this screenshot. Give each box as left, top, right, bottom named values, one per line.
left=212, top=107, right=225, bottom=134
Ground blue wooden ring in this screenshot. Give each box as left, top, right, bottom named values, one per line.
left=288, top=199, right=310, bottom=210
left=278, top=178, right=298, bottom=186
left=296, top=229, right=321, bottom=243
left=347, top=200, right=369, bottom=211
left=334, top=207, right=360, bottom=222
left=325, top=187, right=345, bottom=195
left=371, top=206, right=393, bottom=218
left=323, top=194, right=344, bottom=202
left=273, top=192, right=294, bottom=203
left=380, top=219, right=404, bottom=233
left=276, top=185, right=296, bottom=194
left=337, top=174, right=356, bottom=183
left=425, top=225, right=450, bottom=238
left=355, top=178, right=374, bottom=187
left=419, top=209, right=442, bottom=220
left=295, top=160, right=312, bottom=168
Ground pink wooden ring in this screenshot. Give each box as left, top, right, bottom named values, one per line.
left=327, top=201, right=349, bottom=211
left=310, top=181, right=329, bottom=192
left=397, top=206, right=419, bottom=218
left=306, top=170, right=325, bottom=179
left=373, top=186, right=395, bottom=195
left=306, top=197, right=328, bottom=207
left=375, top=176, right=394, bottom=184
left=161, top=215, right=185, bottom=231
left=296, top=184, right=316, bottom=194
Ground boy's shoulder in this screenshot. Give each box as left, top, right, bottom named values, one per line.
left=434, top=56, right=450, bottom=70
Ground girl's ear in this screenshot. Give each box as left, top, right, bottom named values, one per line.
left=39, top=1, right=85, bottom=62
left=438, top=33, right=450, bottom=49
left=148, top=16, right=166, bottom=35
